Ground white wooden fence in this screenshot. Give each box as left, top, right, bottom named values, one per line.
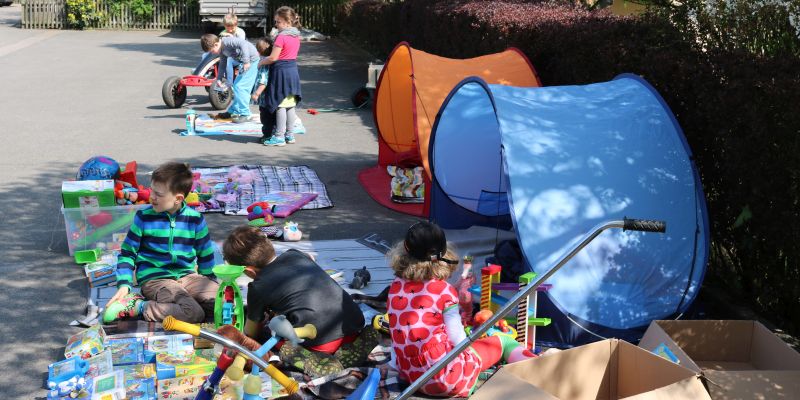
left=21, top=0, right=201, bottom=30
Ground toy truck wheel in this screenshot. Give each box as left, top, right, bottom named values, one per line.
left=351, top=86, right=371, bottom=107
left=162, top=76, right=186, bottom=108
left=209, top=86, right=233, bottom=110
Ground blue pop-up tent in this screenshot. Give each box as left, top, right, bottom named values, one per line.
left=429, top=74, right=709, bottom=347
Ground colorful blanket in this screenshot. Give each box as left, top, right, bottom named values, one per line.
left=191, top=165, right=332, bottom=215
left=180, top=113, right=306, bottom=136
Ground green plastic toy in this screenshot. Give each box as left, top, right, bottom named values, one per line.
left=213, top=264, right=245, bottom=331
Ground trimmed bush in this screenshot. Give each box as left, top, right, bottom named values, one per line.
left=338, top=0, right=800, bottom=333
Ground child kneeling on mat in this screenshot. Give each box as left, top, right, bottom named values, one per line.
left=223, top=226, right=379, bottom=377
left=104, top=162, right=219, bottom=324
left=388, top=221, right=536, bottom=397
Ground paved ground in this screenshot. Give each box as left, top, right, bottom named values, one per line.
left=0, top=4, right=416, bottom=397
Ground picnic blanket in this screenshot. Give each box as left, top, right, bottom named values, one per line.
left=180, top=113, right=306, bottom=136
left=192, top=165, right=332, bottom=215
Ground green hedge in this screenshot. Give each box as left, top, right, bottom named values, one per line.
left=338, top=0, right=800, bottom=333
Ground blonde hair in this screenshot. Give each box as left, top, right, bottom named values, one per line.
left=275, top=6, right=301, bottom=28
left=223, top=13, right=238, bottom=27
left=389, top=241, right=458, bottom=282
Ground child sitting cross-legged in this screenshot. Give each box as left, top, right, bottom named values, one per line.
left=223, top=226, right=379, bottom=377
left=104, top=162, right=219, bottom=324
left=388, top=221, right=536, bottom=397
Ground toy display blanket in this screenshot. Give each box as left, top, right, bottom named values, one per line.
left=192, top=165, right=332, bottom=215
left=180, top=113, right=306, bottom=136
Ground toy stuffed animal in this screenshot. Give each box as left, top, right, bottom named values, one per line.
left=246, top=202, right=274, bottom=227
left=283, top=222, right=302, bottom=241
left=349, top=266, right=371, bottom=289
left=268, top=315, right=305, bottom=345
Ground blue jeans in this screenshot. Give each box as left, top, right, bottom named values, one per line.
left=228, top=62, right=258, bottom=117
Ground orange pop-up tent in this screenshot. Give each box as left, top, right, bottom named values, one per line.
left=358, top=42, right=541, bottom=216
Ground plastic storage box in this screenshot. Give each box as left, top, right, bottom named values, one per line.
left=62, top=204, right=148, bottom=256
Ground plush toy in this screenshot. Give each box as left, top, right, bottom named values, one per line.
left=283, top=222, right=302, bottom=241
left=186, top=192, right=201, bottom=207
left=349, top=266, right=371, bottom=289
left=246, top=202, right=274, bottom=227
left=227, top=166, right=258, bottom=186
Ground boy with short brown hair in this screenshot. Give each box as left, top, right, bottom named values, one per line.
left=104, top=162, right=218, bottom=324
left=223, top=226, right=377, bottom=377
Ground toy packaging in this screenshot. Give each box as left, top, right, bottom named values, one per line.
left=144, top=334, right=194, bottom=361
left=156, top=373, right=209, bottom=400
left=84, top=262, right=116, bottom=287
left=106, top=337, right=145, bottom=366
left=65, top=324, right=106, bottom=360
left=90, top=370, right=126, bottom=400
left=48, top=357, right=89, bottom=386
left=85, top=350, right=114, bottom=379
left=156, top=352, right=215, bottom=380
left=62, top=180, right=116, bottom=209
left=123, top=377, right=156, bottom=400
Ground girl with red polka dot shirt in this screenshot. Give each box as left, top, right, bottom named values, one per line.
left=387, top=221, right=535, bottom=397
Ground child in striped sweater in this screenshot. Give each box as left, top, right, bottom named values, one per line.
left=104, top=162, right=219, bottom=324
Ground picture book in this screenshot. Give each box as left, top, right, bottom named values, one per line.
left=106, top=337, right=145, bottom=366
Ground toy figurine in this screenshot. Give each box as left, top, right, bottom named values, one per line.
left=283, top=221, right=302, bottom=241
left=349, top=266, right=371, bottom=289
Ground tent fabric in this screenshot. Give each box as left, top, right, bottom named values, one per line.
left=361, top=42, right=541, bottom=216
left=429, top=74, right=709, bottom=347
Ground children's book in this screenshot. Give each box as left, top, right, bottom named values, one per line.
left=85, top=350, right=114, bottom=379
left=106, top=337, right=145, bottom=366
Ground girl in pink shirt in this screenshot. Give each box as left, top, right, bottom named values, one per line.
left=257, top=6, right=303, bottom=146
left=387, top=221, right=535, bottom=397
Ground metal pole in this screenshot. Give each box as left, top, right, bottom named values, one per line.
left=396, top=218, right=663, bottom=399
left=194, top=329, right=276, bottom=373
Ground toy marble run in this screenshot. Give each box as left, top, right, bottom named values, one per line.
left=212, top=264, right=245, bottom=331
left=469, top=265, right=552, bottom=348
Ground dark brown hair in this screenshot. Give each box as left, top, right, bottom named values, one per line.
left=389, top=241, right=458, bottom=282
left=223, top=226, right=275, bottom=269
left=275, top=6, right=301, bottom=28
left=255, top=37, right=273, bottom=56
left=200, top=33, right=219, bottom=51
left=151, top=162, right=193, bottom=196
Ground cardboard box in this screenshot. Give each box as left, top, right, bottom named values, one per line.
left=64, top=324, right=106, bottom=360
left=639, top=320, right=800, bottom=399
left=156, top=373, right=209, bottom=400
left=62, top=180, right=116, bottom=209
left=472, top=338, right=710, bottom=400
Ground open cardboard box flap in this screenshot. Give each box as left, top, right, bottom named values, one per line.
left=472, top=339, right=709, bottom=400
left=639, top=320, right=800, bottom=399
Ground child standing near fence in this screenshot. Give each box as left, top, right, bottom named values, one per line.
left=258, top=6, right=303, bottom=146
left=218, top=13, right=246, bottom=85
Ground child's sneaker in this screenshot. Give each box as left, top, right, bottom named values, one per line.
left=263, top=137, right=286, bottom=147
left=102, top=293, right=145, bottom=323
left=285, top=134, right=296, bottom=144
left=232, top=115, right=251, bottom=124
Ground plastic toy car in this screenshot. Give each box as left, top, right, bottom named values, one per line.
left=162, top=54, right=234, bottom=110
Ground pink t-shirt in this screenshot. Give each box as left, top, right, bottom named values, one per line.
left=274, top=34, right=300, bottom=60
left=387, top=278, right=482, bottom=397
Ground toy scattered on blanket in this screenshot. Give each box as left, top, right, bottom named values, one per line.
left=246, top=201, right=275, bottom=227
left=283, top=221, right=302, bottom=241
left=213, top=264, right=246, bottom=331
left=226, top=315, right=317, bottom=400
left=215, top=167, right=258, bottom=204
left=465, top=310, right=517, bottom=340
left=349, top=266, right=372, bottom=289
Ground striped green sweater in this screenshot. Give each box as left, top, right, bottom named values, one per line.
left=116, top=204, right=215, bottom=289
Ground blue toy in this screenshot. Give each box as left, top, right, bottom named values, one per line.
left=346, top=368, right=381, bottom=400
left=48, top=357, right=89, bottom=386
left=77, top=156, right=120, bottom=180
